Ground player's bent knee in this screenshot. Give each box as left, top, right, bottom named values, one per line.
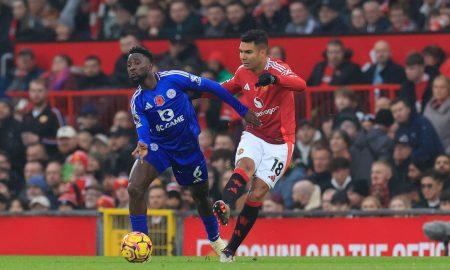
left=236, top=158, right=255, bottom=177
left=128, top=184, right=145, bottom=199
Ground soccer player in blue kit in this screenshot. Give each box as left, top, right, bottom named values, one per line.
left=126, top=46, right=261, bottom=255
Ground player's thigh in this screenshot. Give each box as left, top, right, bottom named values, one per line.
left=235, top=131, right=264, bottom=174
left=254, top=142, right=293, bottom=189
left=172, top=158, right=208, bottom=187
left=129, top=148, right=170, bottom=190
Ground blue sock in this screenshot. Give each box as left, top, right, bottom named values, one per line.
left=201, top=215, right=219, bottom=241
left=130, top=214, right=148, bottom=235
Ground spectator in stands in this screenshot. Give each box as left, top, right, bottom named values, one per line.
left=40, top=54, right=78, bottom=91
left=8, top=198, right=27, bottom=212
left=77, top=55, right=111, bottom=90
left=99, top=2, right=135, bottom=40
left=210, top=149, right=234, bottom=176
left=84, top=183, right=103, bottom=210
left=393, top=135, right=413, bottom=182
left=205, top=51, right=233, bottom=82
left=45, top=160, right=62, bottom=200
left=135, top=5, right=149, bottom=38
left=363, top=1, right=390, bottom=33
left=0, top=98, right=25, bottom=171
left=332, top=88, right=362, bottom=129
left=90, top=134, right=110, bottom=168
left=349, top=7, right=366, bottom=34
left=308, top=39, right=365, bottom=86
left=113, top=31, right=141, bottom=88
left=292, top=120, right=320, bottom=170
left=391, top=97, right=443, bottom=170
left=308, top=142, right=332, bottom=192
left=204, top=3, right=228, bottom=37
left=77, top=131, right=93, bottom=152
left=29, top=195, right=50, bottom=211
left=21, top=78, right=63, bottom=154
left=0, top=151, right=23, bottom=196
left=262, top=193, right=284, bottom=217
left=424, top=76, right=450, bottom=154
left=105, top=126, right=134, bottom=176
left=347, top=181, right=369, bottom=209
left=439, top=189, right=450, bottom=210
left=350, top=109, right=394, bottom=182
left=422, top=45, right=447, bottom=72
left=112, top=110, right=136, bottom=142
left=285, top=0, right=317, bottom=35
left=370, top=160, right=394, bottom=207
left=6, top=48, right=43, bottom=92
left=54, top=126, right=79, bottom=163
left=25, top=143, right=48, bottom=163
left=147, top=185, right=168, bottom=209
left=416, top=171, right=445, bottom=209
left=9, top=0, right=50, bottom=42
left=434, top=154, right=450, bottom=179
left=146, top=4, right=166, bottom=38
left=360, top=195, right=382, bottom=210
left=165, top=182, right=182, bottom=210
left=23, top=174, right=48, bottom=202
left=364, top=40, right=406, bottom=84
left=400, top=52, right=438, bottom=113
left=214, top=133, right=235, bottom=152
left=330, top=190, right=351, bottom=211
left=269, top=45, right=286, bottom=61
left=388, top=4, right=417, bottom=32
left=427, top=9, right=450, bottom=32
left=112, top=177, right=129, bottom=208
left=325, top=157, right=353, bottom=191
left=225, top=1, right=257, bottom=35
left=160, top=0, right=203, bottom=37
left=76, top=105, right=104, bottom=135
left=329, top=130, right=351, bottom=160
left=321, top=188, right=336, bottom=210
left=256, top=0, right=289, bottom=34
left=156, top=35, right=204, bottom=75
left=313, top=0, right=349, bottom=35
left=338, top=117, right=360, bottom=142
left=57, top=192, right=78, bottom=211
left=23, top=161, right=44, bottom=184
left=389, top=195, right=411, bottom=210
left=291, top=180, right=321, bottom=211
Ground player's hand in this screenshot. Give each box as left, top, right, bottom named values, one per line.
left=255, top=73, right=278, bottom=87
left=131, top=141, right=149, bottom=164
left=244, top=110, right=261, bottom=126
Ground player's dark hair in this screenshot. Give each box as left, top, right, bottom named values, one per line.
left=85, top=55, right=101, bottom=64
left=128, top=46, right=153, bottom=63
left=405, top=52, right=424, bottom=66
left=240, top=29, right=269, bottom=49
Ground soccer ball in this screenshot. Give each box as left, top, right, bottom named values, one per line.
left=121, top=231, right=153, bottom=263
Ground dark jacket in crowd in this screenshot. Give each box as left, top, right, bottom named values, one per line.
left=365, top=17, right=390, bottom=33
left=395, top=113, right=444, bottom=170
left=6, top=67, right=43, bottom=92
left=364, top=59, right=406, bottom=84
left=156, top=43, right=204, bottom=75
left=0, top=114, right=25, bottom=174
left=307, top=171, right=332, bottom=193
left=225, top=15, right=257, bottom=36
left=350, top=128, right=394, bottom=182
left=398, top=67, right=438, bottom=113
left=112, top=54, right=133, bottom=88
left=77, top=72, right=111, bottom=90
left=22, top=104, right=63, bottom=153
left=160, top=15, right=204, bottom=37
left=313, top=17, right=349, bottom=35
left=257, top=8, right=290, bottom=35
left=307, top=61, right=365, bottom=86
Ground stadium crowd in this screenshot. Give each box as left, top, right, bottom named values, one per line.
left=0, top=0, right=450, bottom=215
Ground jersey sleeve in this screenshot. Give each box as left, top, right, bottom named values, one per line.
left=172, top=71, right=249, bottom=117
left=221, top=75, right=242, bottom=95
left=273, top=62, right=307, bottom=92
left=131, top=95, right=151, bottom=145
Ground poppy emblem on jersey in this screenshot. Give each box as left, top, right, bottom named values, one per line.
left=154, top=95, right=165, bottom=106
left=237, top=148, right=244, bottom=155
left=150, top=143, right=158, bottom=151
left=253, top=97, right=264, bottom=109
left=167, top=89, right=176, bottom=99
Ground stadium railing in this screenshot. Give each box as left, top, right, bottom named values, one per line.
left=100, top=208, right=176, bottom=256
left=7, top=84, right=400, bottom=128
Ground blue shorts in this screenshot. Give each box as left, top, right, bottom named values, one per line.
left=143, top=144, right=208, bottom=186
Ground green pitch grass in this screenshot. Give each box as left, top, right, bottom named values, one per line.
left=0, top=256, right=449, bottom=270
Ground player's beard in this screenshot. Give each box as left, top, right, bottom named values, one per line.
left=130, top=72, right=148, bottom=86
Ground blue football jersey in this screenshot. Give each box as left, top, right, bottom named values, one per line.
left=131, top=70, right=248, bottom=166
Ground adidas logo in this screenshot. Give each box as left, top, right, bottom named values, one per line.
left=244, top=83, right=250, bottom=91
left=145, top=102, right=153, bottom=110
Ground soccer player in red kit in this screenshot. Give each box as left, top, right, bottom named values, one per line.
left=213, top=29, right=307, bottom=262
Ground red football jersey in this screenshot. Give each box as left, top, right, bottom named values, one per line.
left=222, top=58, right=307, bottom=144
